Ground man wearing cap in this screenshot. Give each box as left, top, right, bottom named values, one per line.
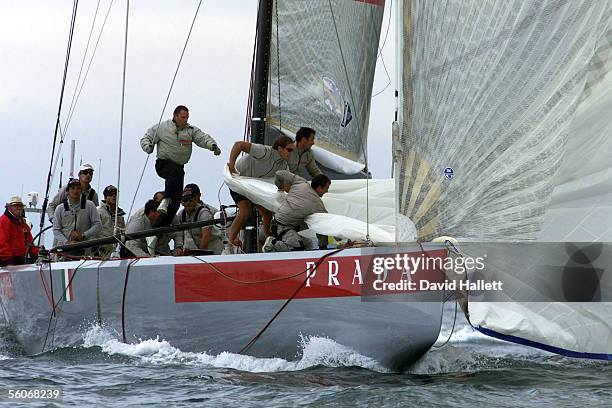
left=52, top=178, right=102, bottom=251
left=140, top=106, right=221, bottom=235
left=173, top=184, right=223, bottom=256
left=47, top=163, right=99, bottom=222
left=122, top=199, right=172, bottom=257
left=96, top=185, right=126, bottom=257
left=288, top=127, right=321, bottom=178
left=0, top=196, right=39, bottom=266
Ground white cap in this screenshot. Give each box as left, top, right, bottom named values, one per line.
left=79, top=163, right=95, bottom=173
left=7, top=196, right=24, bottom=205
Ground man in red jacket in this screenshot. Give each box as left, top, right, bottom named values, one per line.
left=0, top=196, right=39, bottom=266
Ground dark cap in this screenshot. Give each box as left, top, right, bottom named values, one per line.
left=67, top=178, right=81, bottom=188
left=182, top=183, right=200, bottom=200
left=184, top=183, right=200, bottom=195
left=103, top=185, right=118, bottom=197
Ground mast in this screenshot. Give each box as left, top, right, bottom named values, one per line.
left=250, top=0, right=274, bottom=144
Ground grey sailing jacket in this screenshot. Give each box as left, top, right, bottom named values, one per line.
left=140, top=119, right=218, bottom=165
left=52, top=198, right=102, bottom=246
left=274, top=170, right=327, bottom=227
left=288, top=147, right=321, bottom=177
left=47, top=185, right=99, bottom=221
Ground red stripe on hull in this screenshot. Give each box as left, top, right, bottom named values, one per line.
left=175, top=250, right=446, bottom=303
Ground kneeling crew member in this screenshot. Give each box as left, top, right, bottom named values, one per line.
left=264, top=171, right=331, bottom=252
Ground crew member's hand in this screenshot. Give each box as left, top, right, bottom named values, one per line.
left=69, top=231, right=83, bottom=241
left=212, top=144, right=221, bottom=156
left=174, top=248, right=184, bottom=256
left=228, top=163, right=239, bottom=176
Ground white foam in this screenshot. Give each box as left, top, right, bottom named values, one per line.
left=81, top=325, right=387, bottom=373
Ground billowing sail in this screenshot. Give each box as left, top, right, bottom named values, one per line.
left=399, top=0, right=612, bottom=359
left=269, top=0, right=385, bottom=174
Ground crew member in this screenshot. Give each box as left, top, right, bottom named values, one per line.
left=140, top=105, right=221, bottom=232
left=288, top=127, right=321, bottom=177
left=173, top=184, right=223, bottom=255
left=96, top=185, right=126, bottom=257
left=0, top=196, right=39, bottom=266
left=226, top=135, right=295, bottom=249
left=122, top=199, right=172, bottom=257
left=52, top=178, right=102, bottom=251
left=263, top=171, right=331, bottom=252
left=47, top=163, right=99, bottom=222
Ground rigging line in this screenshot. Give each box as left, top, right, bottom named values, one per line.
left=51, top=0, right=109, bottom=190
left=432, top=299, right=458, bottom=348
left=275, top=0, right=281, bottom=130
left=62, top=0, right=102, bottom=136
left=372, top=0, right=392, bottom=97
left=128, top=0, right=205, bottom=220
left=121, top=258, right=140, bottom=343
left=115, top=0, right=129, bottom=234
left=372, top=53, right=391, bottom=97
left=243, top=0, right=259, bottom=141
left=41, top=259, right=88, bottom=353
left=238, top=246, right=349, bottom=354
left=62, top=0, right=115, bottom=138
left=38, top=0, right=80, bottom=247
left=327, top=0, right=371, bottom=241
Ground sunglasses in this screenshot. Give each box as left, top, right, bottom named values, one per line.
left=285, top=147, right=294, bottom=152
left=181, top=197, right=196, bottom=203
left=81, top=170, right=94, bottom=175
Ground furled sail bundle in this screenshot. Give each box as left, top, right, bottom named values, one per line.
left=398, top=0, right=612, bottom=359
left=269, top=0, right=385, bottom=174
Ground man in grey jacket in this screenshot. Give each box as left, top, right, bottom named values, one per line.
left=288, top=127, right=321, bottom=178
left=122, top=199, right=171, bottom=257
left=47, top=163, right=99, bottom=222
left=263, top=171, right=331, bottom=252
left=96, top=185, right=126, bottom=258
left=52, top=178, right=102, bottom=253
left=140, top=105, right=221, bottom=234
left=173, top=184, right=223, bottom=255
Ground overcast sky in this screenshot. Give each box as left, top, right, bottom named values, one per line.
left=0, top=0, right=396, bottom=238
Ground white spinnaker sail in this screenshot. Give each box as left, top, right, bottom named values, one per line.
left=399, top=0, right=612, bottom=359
left=269, top=0, right=385, bottom=174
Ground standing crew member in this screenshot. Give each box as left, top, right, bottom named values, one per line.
left=140, top=105, right=221, bottom=234
left=0, top=196, right=39, bottom=266
left=226, top=135, right=295, bottom=248
left=288, top=127, right=321, bottom=177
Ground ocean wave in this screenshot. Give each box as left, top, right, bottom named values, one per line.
left=81, top=324, right=386, bottom=373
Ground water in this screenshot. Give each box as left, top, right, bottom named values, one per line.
left=0, top=304, right=610, bottom=407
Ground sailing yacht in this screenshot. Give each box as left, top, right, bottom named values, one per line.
left=0, top=0, right=447, bottom=371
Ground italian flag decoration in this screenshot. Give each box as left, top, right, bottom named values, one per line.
left=62, top=269, right=74, bottom=302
